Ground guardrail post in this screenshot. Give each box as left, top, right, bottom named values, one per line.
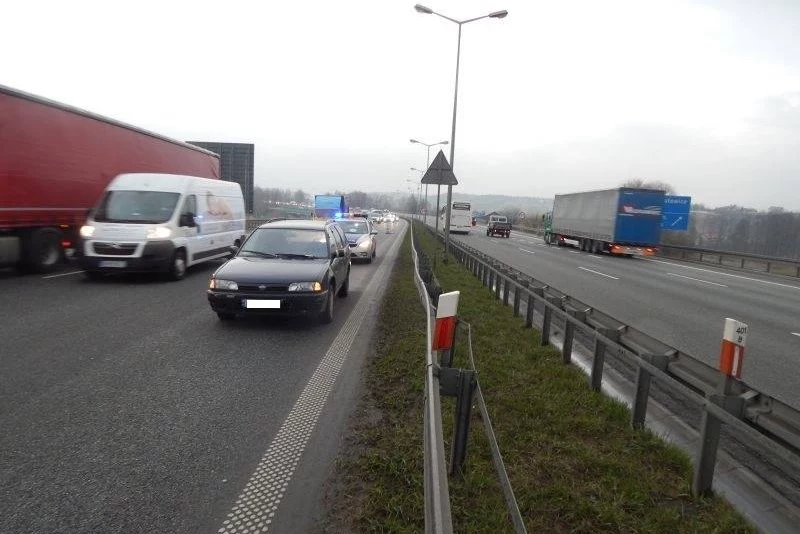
left=512, top=276, right=521, bottom=316
left=631, top=354, right=670, bottom=429
left=503, top=272, right=511, bottom=306
left=488, top=265, right=496, bottom=293
left=562, top=309, right=587, bottom=364
left=494, top=269, right=503, bottom=300
left=591, top=328, right=619, bottom=391
left=450, top=369, right=477, bottom=476
left=767, top=261, right=772, bottom=274
left=692, top=393, right=744, bottom=496
left=540, top=296, right=563, bottom=346
left=526, top=287, right=543, bottom=328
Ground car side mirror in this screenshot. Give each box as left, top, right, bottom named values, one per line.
left=229, top=245, right=239, bottom=255
left=337, top=249, right=346, bottom=258
left=331, top=250, right=338, bottom=260
left=370, top=230, right=378, bottom=235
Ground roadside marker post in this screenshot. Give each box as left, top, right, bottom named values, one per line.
left=433, top=291, right=460, bottom=367
left=693, top=318, right=749, bottom=496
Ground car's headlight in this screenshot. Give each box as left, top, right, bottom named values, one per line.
left=146, top=227, right=172, bottom=239
left=80, top=225, right=95, bottom=237
left=288, top=281, right=323, bottom=292
left=356, top=239, right=371, bottom=249
left=210, top=278, right=238, bottom=291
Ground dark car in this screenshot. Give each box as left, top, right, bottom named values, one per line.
left=335, top=218, right=377, bottom=263
left=207, top=220, right=351, bottom=323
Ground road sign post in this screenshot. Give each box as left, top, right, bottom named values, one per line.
left=421, top=150, right=459, bottom=252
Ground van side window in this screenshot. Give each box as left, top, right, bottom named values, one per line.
left=183, top=195, right=197, bottom=216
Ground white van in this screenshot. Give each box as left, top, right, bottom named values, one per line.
left=79, top=173, right=245, bottom=280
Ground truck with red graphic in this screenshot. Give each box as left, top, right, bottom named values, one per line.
left=543, top=187, right=665, bottom=256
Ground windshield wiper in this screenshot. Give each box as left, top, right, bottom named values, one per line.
left=240, top=250, right=278, bottom=258
left=276, top=253, right=318, bottom=259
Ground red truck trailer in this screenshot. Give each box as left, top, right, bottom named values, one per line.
left=0, top=84, right=220, bottom=272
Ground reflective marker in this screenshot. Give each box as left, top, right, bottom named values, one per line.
left=719, top=318, right=747, bottom=379
left=432, top=291, right=460, bottom=351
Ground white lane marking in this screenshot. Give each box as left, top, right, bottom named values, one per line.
left=42, top=270, right=84, bottom=279
left=519, top=248, right=536, bottom=255
left=666, top=272, right=728, bottom=287
left=587, top=255, right=604, bottom=260
left=645, top=258, right=800, bottom=290
left=570, top=251, right=581, bottom=254
left=219, top=227, right=405, bottom=534
left=792, top=333, right=800, bottom=338
left=578, top=266, right=619, bottom=280
left=534, top=243, right=548, bottom=247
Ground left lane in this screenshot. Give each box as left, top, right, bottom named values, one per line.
left=0, top=226, right=400, bottom=534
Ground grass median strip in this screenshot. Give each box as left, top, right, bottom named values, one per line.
left=322, top=223, right=753, bottom=533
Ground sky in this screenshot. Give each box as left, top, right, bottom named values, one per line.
left=2, top=0, right=799, bottom=210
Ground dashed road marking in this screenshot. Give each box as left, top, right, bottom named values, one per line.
left=667, top=272, right=728, bottom=287
left=644, top=258, right=800, bottom=290
left=519, top=248, right=536, bottom=255
left=792, top=333, right=800, bottom=338
left=42, top=270, right=84, bottom=279
left=218, top=225, right=405, bottom=534
left=578, top=266, right=619, bottom=280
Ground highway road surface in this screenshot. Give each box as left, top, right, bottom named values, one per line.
left=0, top=221, right=406, bottom=534
left=450, top=225, right=800, bottom=409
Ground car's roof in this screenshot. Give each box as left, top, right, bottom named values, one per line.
left=257, top=219, right=329, bottom=230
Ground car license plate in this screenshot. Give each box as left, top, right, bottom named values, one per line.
left=244, top=299, right=281, bottom=309
left=99, top=260, right=127, bottom=268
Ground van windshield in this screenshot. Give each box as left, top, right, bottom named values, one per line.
left=93, top=191, right=181, bottom=223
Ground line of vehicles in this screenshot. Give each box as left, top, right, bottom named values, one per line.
left=1, top=83, right=391, bottom=325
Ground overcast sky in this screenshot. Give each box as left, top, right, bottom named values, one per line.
left=3, top=0, right=799, bottom=210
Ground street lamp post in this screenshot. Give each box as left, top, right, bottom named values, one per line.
left=414, top=4, right=508, bottom=256
left=410, top=168, right=425, bottom=219
left=410, top=138, right=448, bottom=227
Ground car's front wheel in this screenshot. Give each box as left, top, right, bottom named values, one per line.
left=217, top=312, right=235, bottom=321
left=319, top=287, right=334, bottom=324
left=338, top=269, right=349, bottom=297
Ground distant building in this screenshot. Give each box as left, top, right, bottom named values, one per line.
left=187, top=141, right=255, bottom=214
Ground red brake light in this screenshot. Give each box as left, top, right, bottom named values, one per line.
left=61, top=240, right=72, bottom=248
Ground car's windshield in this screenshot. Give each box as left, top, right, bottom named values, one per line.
left=93, top=190, right=180, bottom=223
left=240, top=228, right=328, bottom=258
left=337, top=220, right=368, bottom=234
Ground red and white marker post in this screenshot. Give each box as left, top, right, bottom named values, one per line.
left=719, top=318, right=747, bottom=393
left=432, top=291, right=460, bottom=366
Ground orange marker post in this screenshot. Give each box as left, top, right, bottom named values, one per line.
left=719, top=318, right=747, bottom=380
left=432, top=291, right=460, bottom=352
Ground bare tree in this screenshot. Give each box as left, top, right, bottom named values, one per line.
left=621, top=179, right=676, bottom=195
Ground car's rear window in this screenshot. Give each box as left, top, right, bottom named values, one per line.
left=337, top=221, right=368, bottom=234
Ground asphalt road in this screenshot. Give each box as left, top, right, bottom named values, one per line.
left=0, top=221, right=405, bottom=534
left=448, top=225, right=800, bottom=408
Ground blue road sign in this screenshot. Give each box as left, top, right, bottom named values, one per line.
left=662, top=195, right=691, bottom=230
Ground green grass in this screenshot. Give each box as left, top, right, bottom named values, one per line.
left=323, top=223, right=754, bottom=533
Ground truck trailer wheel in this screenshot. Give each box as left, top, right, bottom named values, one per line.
left=23, top=228, right=63, bottom=273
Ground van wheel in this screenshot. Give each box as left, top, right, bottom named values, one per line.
left=169, top=250, right=187, bottom=281
left=319, top=287, right=334, bottom=324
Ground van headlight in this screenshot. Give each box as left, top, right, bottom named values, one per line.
left=146, top=227, right=172, bottom=239
left=210, top=279, right=238, bottom=291
left=80, top=225, right=95, bottom=237
left=288, top=281, right=323, bottom=292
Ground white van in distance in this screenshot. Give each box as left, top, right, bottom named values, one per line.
left=79, top=173, right=245, bottom=280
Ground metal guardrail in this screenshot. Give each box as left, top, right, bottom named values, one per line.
left=410, top=222, right=453, bottom=534
left=658, top=244, right=800, bottom=277
left=419, top=221, right=800, bottom=499
left=461, top=321, right=527, bottom=533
